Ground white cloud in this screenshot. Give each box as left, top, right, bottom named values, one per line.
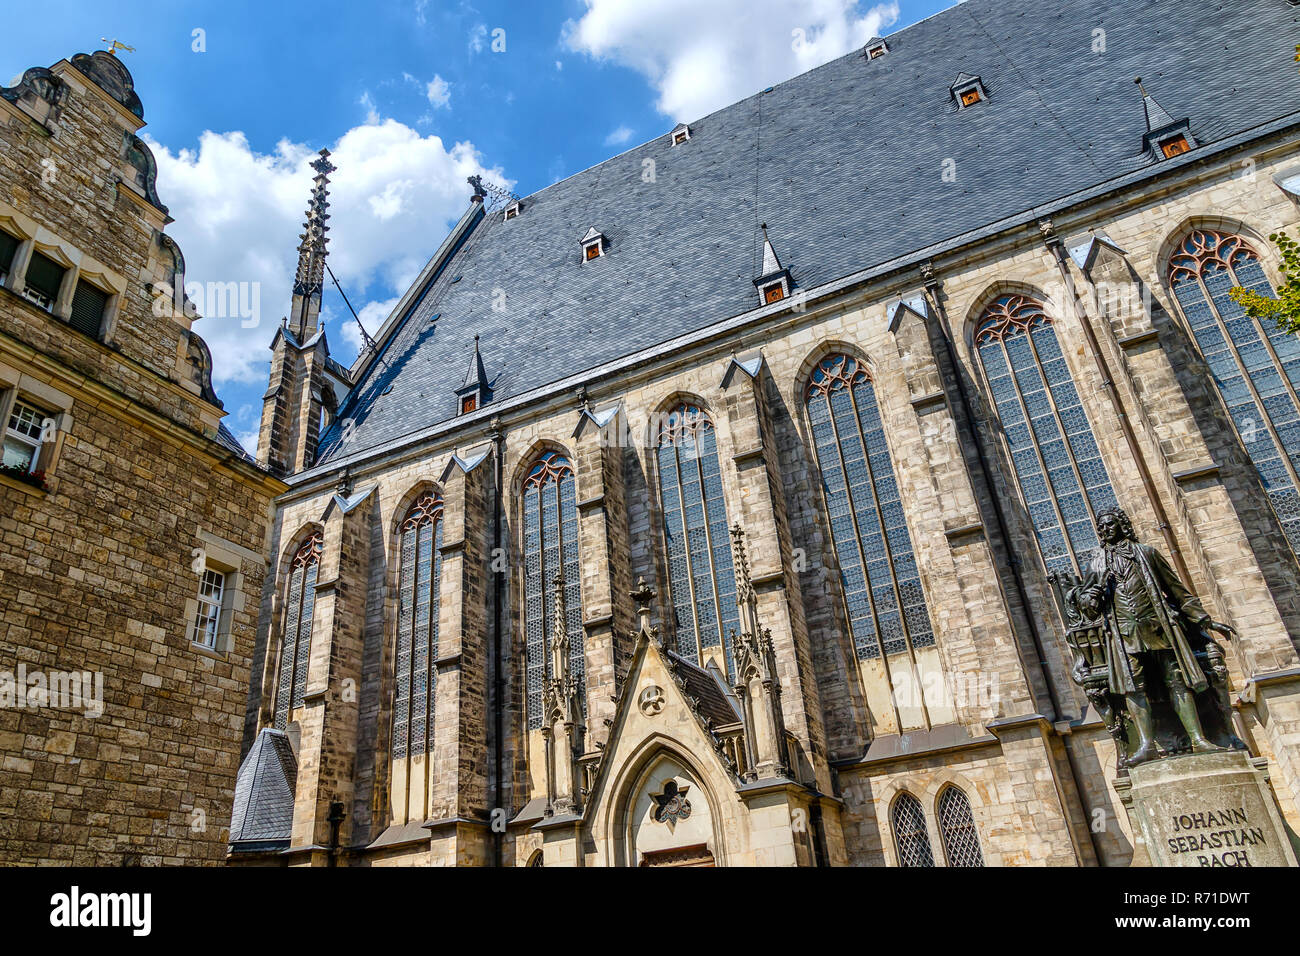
left=564, top=0, right=899, bottom=120
left=339, top=295, right=401, bottom=353
left=148, top=120, right=507, bottom=386
left=604, top=125, right=634, bottom=146
left=469, top=22, right=488, bottom=53
left=426, top=74, right=451, bottom=109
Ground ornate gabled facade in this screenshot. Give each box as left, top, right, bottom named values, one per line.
left=0, top=50, right=285, bottom=863
left=239, top=0, right=1300, bottom=867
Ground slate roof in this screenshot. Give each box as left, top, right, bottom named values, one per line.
left=228, top=727, right=297, bottom=851
left=318, top=0, right=1300, bottom=465
left=214, top=421, right=254, bottom=462
left=666, top=650, right=742, bottom=728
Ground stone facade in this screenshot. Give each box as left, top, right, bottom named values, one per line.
left=234, top=0, right=1300, bottom=867
left=236, top=118, right=1300, bottom=865
left=0, top=52, right=284, bottom=865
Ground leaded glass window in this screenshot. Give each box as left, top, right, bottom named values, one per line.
left=275, top=531, right=322, bottom=729
left=392, top=492, right=443, bottom=761
left=892, top=792, right=934, bottom=867
left=1169, top=230, right=1300, bottom=553
left=656, top=403, right=741, bottom=681
left=976, top=294, right=1118, bottom=575
left=937, top=786, right=985, bottom=867
left=806, top=354, right=935, bottom=660
left=522, top=452, right=584, bottom=731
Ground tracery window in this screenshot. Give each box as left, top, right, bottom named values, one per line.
left=392, top=492, right=443, bottom=761
left=522, top=452, right=584, bottom=731
left=275, top=531, right=323, bottom=729
left=975, top=294, right=1118, bottom=575
left=1169, top=230, right=1300, bottom=553
left=891, top=791, right=934, bottom=867
left=805, top=354, right=935, bottom=660
left=937, top=786, right=985, bottom=867
left=655, top=403, right=741, bottom=681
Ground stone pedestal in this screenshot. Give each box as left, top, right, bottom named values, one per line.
left=1115, top=751, right=1298, bottom=867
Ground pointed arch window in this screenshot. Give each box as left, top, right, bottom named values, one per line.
left=1169, top=230, right=1300, bottom=552
left=522, top=452, right=584, bottom=731
left=975, top=294, right=1119, bottom=575
left=891, top=792, right=934, bottom=867
left=937, top=786, right=985, bottom=867
left=275, top=531, right=323, bottom=729
left=392, top=492, right=443, bottom=761
left=656, top=404, right=742, bottom=681
left=805, top=354, right=935, bottom=660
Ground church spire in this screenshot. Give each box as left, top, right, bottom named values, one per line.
left=290, top=148, right=335, bottom=339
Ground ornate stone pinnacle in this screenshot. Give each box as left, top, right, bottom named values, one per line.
left=293, top=149, right=334, bottom=303
left=730, top=523, right=754, bottom=601
left=631, top=576, right=655, bottom=630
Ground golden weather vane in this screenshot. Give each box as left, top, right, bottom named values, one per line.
left=99, top=38, right=136, bottom=56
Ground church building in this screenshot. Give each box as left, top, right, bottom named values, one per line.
left=234, top=0, right=1300, bottom=866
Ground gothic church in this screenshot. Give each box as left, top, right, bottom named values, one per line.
left=232, top=0, right=1300, bottom=866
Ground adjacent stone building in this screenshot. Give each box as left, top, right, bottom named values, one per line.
left=0, top=50, right=285, bottom=864
left=237, top=0, right=1300, bottom=866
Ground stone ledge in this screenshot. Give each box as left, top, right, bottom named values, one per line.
left=832, top=723, right=999, bottom=770
left=1171, top=462, right=1219, bottom=485
left=1117, top=328, right=1159, bottom=350
left=0, top=472, right=47, bottom=496
left=909, top=391, right=947, bottom=414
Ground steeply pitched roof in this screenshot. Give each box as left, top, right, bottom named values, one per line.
left=228, top=728, right=297, bottom=851
left=318, top=0, right=1300, bottom=465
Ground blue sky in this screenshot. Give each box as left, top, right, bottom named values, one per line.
left=1, top=0, right=952, bottom=453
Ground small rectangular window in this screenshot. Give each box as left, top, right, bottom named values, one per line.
left=461, top=395, right=478, bottom=414
left=585, top=243, right=601, bottom=261
left=673, top=130, right=688, bottom=145
left=0, top=229, right=18, bottom=283
left=191, top=568, right=226, bottom=650
left=3, top=399, right=51, bottom=473
left=23, top=251, right=65, bottom=310
left=69, top=279, right=109, bottom=338
left=960, top=88, right=982, bottom=107
left=763, top=284, right=786, bottom=304
left=1160, top=135, right=1191, bottom=159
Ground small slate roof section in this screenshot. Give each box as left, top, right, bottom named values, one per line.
left=213, top=422, right=255, bottom=463
left=317, top=0, right=1300, bottom=464
left=229, top=728, right=297, bottom=851
left=666, top=650, right=742, bottom=728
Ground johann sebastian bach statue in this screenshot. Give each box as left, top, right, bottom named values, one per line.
left=1050, top=507, right=1245, bottom=768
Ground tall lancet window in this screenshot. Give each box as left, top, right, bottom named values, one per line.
left=805, top=354, right=935, bottom=660
left=522, top=452, right=584, bottom=731
left=891, top=792, right=934, bottom=867
left=1169, top=230, right=1300, bottom=552
left=275, top=531, right=323, bottom=729
left=976, top=294, right=1118, bottom=575
left=655, top=403, right=741, bottom=680
left=937, top=786, right=985, bottom=867
left=392, top=492, right=443, bottom=762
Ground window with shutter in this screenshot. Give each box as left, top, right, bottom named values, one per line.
left=0, top=230, right=18, bottom=283
left=23, top=251, right=65, bottom=309
left=69, top=280, right=108, bottom=338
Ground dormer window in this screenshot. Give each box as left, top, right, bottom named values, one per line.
left=1158, top=134, right=1191, bottom=159
left=951, top=73, right=986, bottom=109
left=461, top=395, right=478, bottom=414
left=866, top=38, right=888, bottom=59
left=504, top=201, right=522, bottom=222
left=752, top=224, right=793, bottom=307
left=581, top=227, right=606, bottom=262
left=669, top=123, right=690, bottom=146
left=760, top=281, right=786, bottom=304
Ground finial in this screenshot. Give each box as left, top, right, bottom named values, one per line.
left=100, top=39, right=136, bottom=56
left=1134, top=76, right=1147, bottom=96
left=631, top=577, right=655, bottom=630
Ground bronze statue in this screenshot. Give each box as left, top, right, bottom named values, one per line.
left=1049, top=507, right=1245, bottom=769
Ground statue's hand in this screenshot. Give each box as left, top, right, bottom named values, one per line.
left=1206, top=619, right=1236, bottom=638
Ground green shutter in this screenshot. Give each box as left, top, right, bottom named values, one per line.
left=69, top=280, right=108, bottom=337
left=24, top=251, right=65, bottom=304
